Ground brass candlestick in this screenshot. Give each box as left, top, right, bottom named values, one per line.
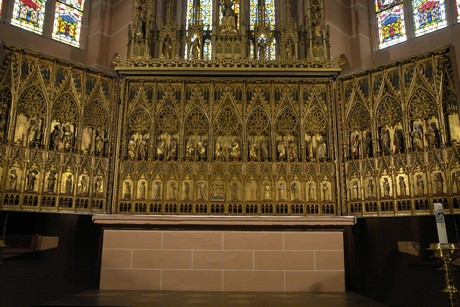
left=428, top=243, right=460, bottom=307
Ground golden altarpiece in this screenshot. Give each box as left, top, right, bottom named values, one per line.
left=0, top=0, right=459, bottom=218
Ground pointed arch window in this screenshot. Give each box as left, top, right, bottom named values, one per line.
left=185, top=0, right=214, bottom=59
left=11, top=0, right=48, bottom=34
left=52, top=0, right=85, bottom=47
left=412, top=0, right=447, bottom=37
left=250, top=0, right=276, bottom=60
left=0, top=1, right=3, bottom=16
left=375, top=0, right=407, bottom=49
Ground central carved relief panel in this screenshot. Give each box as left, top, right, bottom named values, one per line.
left=117, top=78, right=337, bottom=215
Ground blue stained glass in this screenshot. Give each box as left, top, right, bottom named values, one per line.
left=52, top=1, right=85, bottom=47
left=377, top=4, right=407, bottom=48
left=413, top=0, right=447, bottom=36
left=250, top=0, right=275, bottom=30
left=11, top=0, right=48, bottom=34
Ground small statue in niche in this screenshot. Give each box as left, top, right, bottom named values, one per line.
left=168, top=137, right=178, bottom=161
left=49, top=124, right=61, bottom=150
left=277, top=139, right=287, bottom=162
left=382, top=178, right=391, bottom=197
left=380, top=128, right=391, bottom=155
left=291, top=182, right=299, bottom=201
left=263, top=183, right=271, bottom=200
left=9, top=169, right=18, bottom=190
left=80, top=175, right=89, bottom=195
left=220, top=0, right=238, bottom=35
left=65, top=174, right=73, bottom=194
left=260, top=140, right=269, bottom=161
left=184, top=182, right=190, bottom=200
left=398, top=176, right=406, bottom=197
left=0, top=112, right=7, bottom=142
left=94, top=129, right=106, bottom=156
left=308, top=182, right=315, bottom=201
left=190, top=38, right=200, bottom=59
left=197, top=137, right=207, bottom=161
left=249, top=138, right=258, bottom=162
left=46, top=170, right=57, bottom=193
left=352, top=180, right=359, bottom=199
left=26, top=168, right=38, bottom=192
left=278, top=182, right=286, bottom=200
left=94, top=177, right=103, bottom=196
left=230, top=139, right=240, bottom=161
left=153, top=182, right=161, bottom=200
left=412, top=123, right=424, bottom=151
left=435, top=173, right=444, bottom=194
left=169, top=182, right=177, bottom=200
left=350, top=133, right=360, bottom=159
left=452, top=171, right=460, bottom=193
left=317, top=137, right=327, bottom=162
left=231, top=183, right=239, bottom=201
left=123, top=181, right=132, bottom=200
left=215, top=141, right=224, bottom=161
left=416, top=174, right=424, bottom=196
left=367, top=178, right=374, bottom=198
left=197, top=182, right=205, bottom=200
left=322, top=182, right=330, bottom=201
left=127, top=135, right=136, bottom=159
left=27, top=117, right=42, bottom=147
left=289, top=141, right=298, bottom=162
left=156, top=137, right=165, bottom=161
left=258, top=40, right=267, bottom=60
left=393, top=129, right=405, bottom=154
left=306, top=137, right=314, bottom=161
left=134, top=5, right=147, bottom=39
left=426, top=121, right=441, bottom=148
left=185, top=138, right=195, bottom=161
left=61, top=124, right=74, bottom=152
left=139, top=181, right=146, bottom=199
left=163, top=37, right=173, bottom=58
left=285, top=38, right=294, bottom=59
left=364, top=131, right=373, bottom=157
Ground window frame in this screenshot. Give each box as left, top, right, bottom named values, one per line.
left=374, top=0, right=458, bottom=50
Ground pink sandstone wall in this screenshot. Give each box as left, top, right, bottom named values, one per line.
left=100, top=229, right=345, bottom=292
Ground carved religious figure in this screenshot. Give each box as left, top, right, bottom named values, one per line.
left=190, top=38, right=200, bottom=59
left=426, top=121, right=441, bottom=148
left=382, top=177, right=391, bottom=197
left=49, top=124, right=61, bottom=150
left=277, top=139, right=286, bottom=162
left=139, top=181, right=146, bottom=199
left=289, top=141, right=298, bottom=162
left=153, top=182, right=161, bottom=200
left=393, top=129, right=405, bottom=154
left=95, top=129, right=106, bottom=156
left=380, top=128, right=391, bottom=155
left=278, top=182, right=286, bottom=200
left=322, top=182, right=330, bottom=201
left=128, top=135, right=136, bottom=159
left=65, top=174, right=73, bottom=194
left=367, top=177, right=374, bottom=198
left=290, top=182, right=299, bottom=201
left=156, top=137, right=165, bottom=160
left=168, top=137, right=178, bottom=161
left=198, top=182, right=205, bottom=200
left=220, top=0, right=238, bottom=35
left=9, top=169, right=18, bottom=190
left=215, top=141, right=224, bottom=161
left=364, top=131, right=373, bottom=157
left=416, top=174, right=424, bottom=196
left=317, top=137, right=327, bottom=162
left=47, top=170, right=57, bottom=193
left=123, top=181, right=132, bottom=200
left=249, top=139, right=258, bottom=161
left=26, top=169, right=38, bottom=192
left=398, top=176, right=406, bottom=197
left=197, top=137, right=207, bottom=161
left=350, top=133, right=360, bottom=159
left=263, top=183, right=271, bottom=200
left=412, top=123, right=424, bottom=151
left=0, top=112, right=7, bottom=143
left=435, top=173, right=444, bottom=194
left=27, top=117, right=42, bottom=147
left=62, top=124, right=74, bottom=152
left=230, top=139, right=240, bottom=161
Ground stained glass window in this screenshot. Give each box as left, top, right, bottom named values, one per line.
left=52, top=0, right=85, bottom=47
left=376, top=1, right=407, bottom=49
left=413, top=0, right=447, bottom=36
left=0, top=1, right=3, bottom=17
left=185, top=0, right=214, bottom=59
left=250, top=0, right=276, bottom=59
left=250, top=0, right=275, bottom=30
left=11, top=0, right=48, bottom=34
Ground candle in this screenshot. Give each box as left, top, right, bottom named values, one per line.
left=433, top=202, right=448, bottom=244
